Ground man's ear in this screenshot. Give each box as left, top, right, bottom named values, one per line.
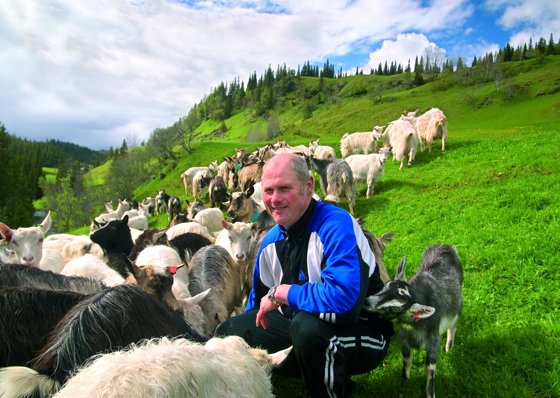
left=409, top=303, right=435, bottom=321
left=306, top=175, right=314, bottom=196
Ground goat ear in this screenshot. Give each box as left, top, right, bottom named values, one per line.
left=395, top=256, right=407, bottom=281
left=0, top=223, right=13, bottom=242
left=221, top=219, right=232, bottom=229
left=409, top=303, right=435, bottom=320
left=40, top=211, right=52, bottom=234
left=124, top=256, right=142, bottom=279
left=270, top=346, right=293, bottom=367
left=246, top=184, right=255, bottom=197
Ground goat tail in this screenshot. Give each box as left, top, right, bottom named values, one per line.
left=0, top=366, right=60, bottom=398
left=379, top=232, right=394, bottom=243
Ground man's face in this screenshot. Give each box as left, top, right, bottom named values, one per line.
left=261, top=157, right=313, bottom=229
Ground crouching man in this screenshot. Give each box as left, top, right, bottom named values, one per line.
left=217, top=153, right=393, bottom=397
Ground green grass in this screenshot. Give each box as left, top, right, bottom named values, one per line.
left=76, top=56, right=560, bottom=397
left=42, top=167, right=58, bottom=183
left=270, top=125, right=560, bottom=398
left=85, top=159, right=111, bottom=186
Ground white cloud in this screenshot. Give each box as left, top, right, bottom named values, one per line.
left=362, top=33, right=446, bottom=73
left=486, top=0, right=560, bottom=47
left=0, top=0, right=555, bottom=150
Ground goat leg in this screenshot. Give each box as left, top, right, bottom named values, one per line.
left=401, top=343, right=412, bottom=382
left=446, top=321, right=458, bottom=352
left=425, top=335, right=440, bottom=398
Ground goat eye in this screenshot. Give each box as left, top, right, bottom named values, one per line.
left=397, top=287, right=410, bottom=297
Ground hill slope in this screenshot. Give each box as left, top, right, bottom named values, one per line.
left=81, top=56, right=560, bottom=397
left=126, top=55, right=560, bottom=203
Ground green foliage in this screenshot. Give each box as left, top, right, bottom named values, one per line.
left=52, top=176, right=85, bottom=232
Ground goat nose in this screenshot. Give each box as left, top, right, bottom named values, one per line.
left=23, top=255, right=34, bottom=262
left=236, top=254, right=245, bottom=261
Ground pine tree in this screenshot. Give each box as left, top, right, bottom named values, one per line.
left=0, top=123, right=11, bottom=223
left=547, top=34, right=555, bottom=55
left=120, top=139, right=128, bottom=154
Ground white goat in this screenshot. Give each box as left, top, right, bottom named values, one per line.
left=134, top=244, right=185, bottom=295
left=53, top=336, right=291, bottom=398
left=0, top=212, right=52, bottom=267
left=192, top=169, right=213, bottom=200
left=340, top=126, right=384, bottom=158
left=181, top=161, right=218, bottom=197
left=94, top=200, right=131, bottom=224
left=166, top=222, right=213, bottom=242
left=216, top=159, right=233, bottom=189
left=214, top=220, right=257, bottom=264
left=344, top=147, right=391, bottom=198
left=60, top=254, right=125, bottom=286
left=383, top=119, right=419, bottom=170
left=403, top=108, right=448, bottom=152
left=193, top=208, right=225, bottom=237
left=289, top=144, right=311, bottom=156
left=127, top=215, right=148, bottom=231
left=308, top=140, right=336, bottom=159
left=43, top=234, right=104, bottom=265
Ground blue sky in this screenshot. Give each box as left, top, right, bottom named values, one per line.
left=0, top=0, right=558, bottom=150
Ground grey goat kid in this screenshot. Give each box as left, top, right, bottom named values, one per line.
left=364, top=244, right=463, bottom=398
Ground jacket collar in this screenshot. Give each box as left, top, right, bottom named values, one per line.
left=279, top=199, right=317, bottom=242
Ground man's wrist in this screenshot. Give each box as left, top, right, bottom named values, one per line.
left=267, top=285, right=282, bottom=306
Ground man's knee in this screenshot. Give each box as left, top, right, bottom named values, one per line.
left=290, top=312, right=328, bottom=349
left=215, top=311, right=254, bottom=340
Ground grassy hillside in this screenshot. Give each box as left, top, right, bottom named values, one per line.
left=85, top=56, right=560, bottom=397
left=128, top=55, right=560, bottom=203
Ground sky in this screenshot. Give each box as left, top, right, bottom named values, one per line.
left=0, top=0, right=558, bottom=150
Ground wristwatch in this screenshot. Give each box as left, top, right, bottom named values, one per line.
left=267, top=286, right=282, bottom=306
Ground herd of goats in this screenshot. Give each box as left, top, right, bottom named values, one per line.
left=0, top=107, right=462, bottom=398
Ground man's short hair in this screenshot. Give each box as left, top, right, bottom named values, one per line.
left=290, top=155, right=311, bottom=185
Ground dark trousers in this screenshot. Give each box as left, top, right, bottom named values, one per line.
left=216, top=309, right=393, bottom=397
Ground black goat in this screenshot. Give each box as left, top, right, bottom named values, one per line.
left=208, top=176, right=229, bottom=209
left=0, top=264, right=105, bottom=295
left=364, top=244, right=463, bottom=398
left=0, top=287, right=87, bottom=367
left=0, top=284, right=206, bottom=397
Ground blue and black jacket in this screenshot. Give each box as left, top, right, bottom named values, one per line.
left=246, top=199, right=385, bottom=325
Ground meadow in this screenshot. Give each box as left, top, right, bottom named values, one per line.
left=74, top=55, right=560, bottom=397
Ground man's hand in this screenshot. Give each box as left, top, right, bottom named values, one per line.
left=256, top=294, right=278, bottom=329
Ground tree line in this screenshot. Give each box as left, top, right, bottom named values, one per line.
left=0, top=124, right=110, bottom=227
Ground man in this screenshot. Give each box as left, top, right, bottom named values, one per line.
left=216, top=153, right=393, bottom=397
